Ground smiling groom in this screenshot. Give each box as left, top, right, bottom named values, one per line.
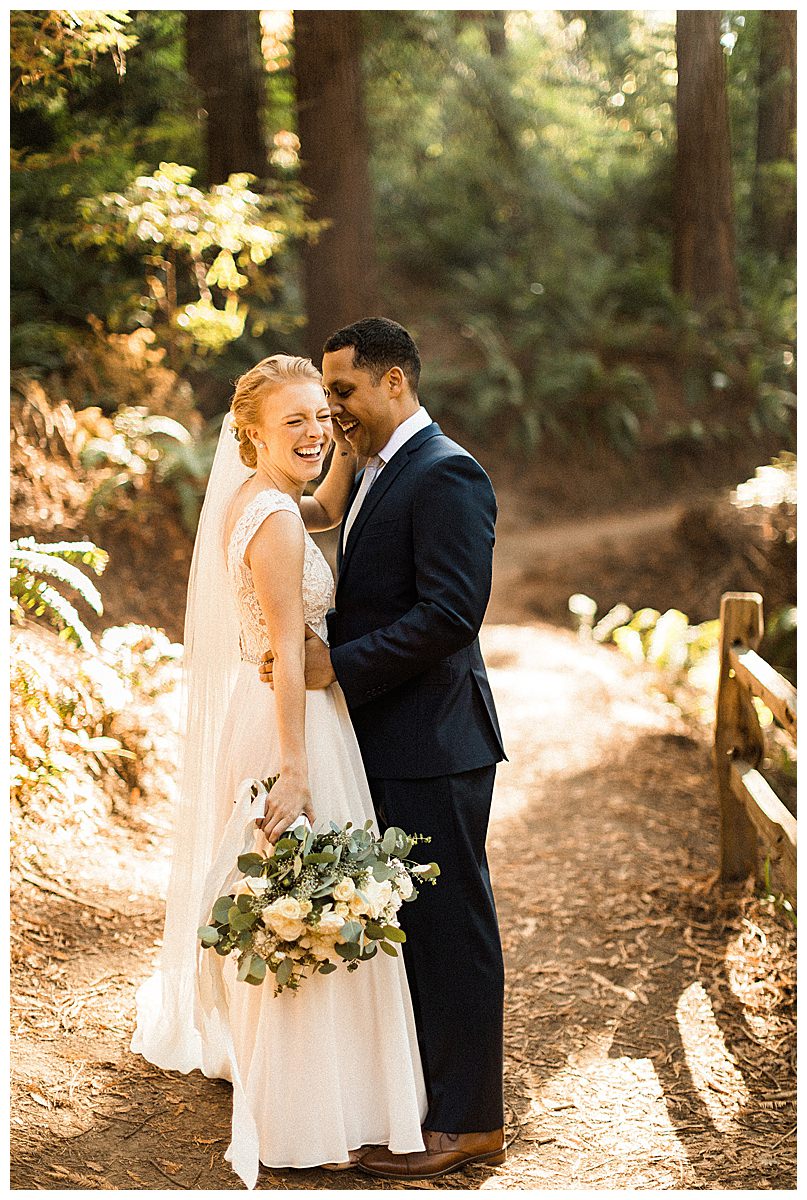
left=262, top=317, right=507, bottom=1180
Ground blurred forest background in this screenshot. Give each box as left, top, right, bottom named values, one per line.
left=10, top=11, right=797, bottom=1189
left=10, top=3, right=797, bottom=820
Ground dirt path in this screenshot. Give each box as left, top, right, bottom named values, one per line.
left=488, top=499, right=690, bottom=624
left=10, top=624, right=796, bottom=1190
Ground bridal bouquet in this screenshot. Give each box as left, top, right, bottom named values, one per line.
left=198, top=775, right=440, bottom=993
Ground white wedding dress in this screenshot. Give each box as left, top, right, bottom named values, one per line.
left=133, top=487, right=426, bottom=1188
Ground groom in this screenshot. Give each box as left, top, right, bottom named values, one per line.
left=262, top=317, right=506, bottom=1180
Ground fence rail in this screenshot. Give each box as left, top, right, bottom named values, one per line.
left=714, top=592, right=797, bottom=904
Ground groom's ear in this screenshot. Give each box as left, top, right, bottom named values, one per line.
left=387, top=365, right=405, bottom=395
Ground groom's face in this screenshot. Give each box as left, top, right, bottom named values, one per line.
left=322, top=347, right=398, bottom=459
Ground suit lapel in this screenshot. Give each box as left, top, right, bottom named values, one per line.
left=338, top=422, right=441, bottom=582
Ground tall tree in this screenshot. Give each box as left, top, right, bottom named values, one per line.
left=185, top=11, right=266, bottom=185
left=482, top=11, right=507, bottom=58
left=673, top=11, right=739, bottom=311
left=752, top=10, right=796, bottom=253
left=293, top=10, right=378, bottom=362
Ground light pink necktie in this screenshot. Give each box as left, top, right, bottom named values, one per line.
left=343, top=454, right=383, bottom=547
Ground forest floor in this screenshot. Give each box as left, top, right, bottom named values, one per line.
left=10, top=623, right=796, bottom=1191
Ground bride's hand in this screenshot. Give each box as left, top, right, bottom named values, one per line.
left=256, top=775, right=315, bottom=845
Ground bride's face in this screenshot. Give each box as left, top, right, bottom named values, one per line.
left=250, top=381, right=334, bottom=483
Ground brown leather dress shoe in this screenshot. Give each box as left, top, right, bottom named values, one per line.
left=358, top=1128, right=505, bottom=1180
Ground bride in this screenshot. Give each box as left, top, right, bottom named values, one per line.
left=131, top=354, right=427, bottom=1187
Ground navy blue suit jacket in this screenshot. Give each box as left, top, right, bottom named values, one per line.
left=327, top=421, right=506, bottom=780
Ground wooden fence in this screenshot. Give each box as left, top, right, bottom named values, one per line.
left=714, top=592, right=797, bottom=904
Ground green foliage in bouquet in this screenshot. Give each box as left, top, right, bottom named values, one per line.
left=199, top=777, right=440, bottom=993
left=10, top=537, right=109, bottom=650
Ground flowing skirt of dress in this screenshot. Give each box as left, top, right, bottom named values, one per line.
left=133, top=667, right=427, bottom=1187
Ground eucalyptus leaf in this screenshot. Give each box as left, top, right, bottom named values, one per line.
left=212, top=895, right=233, bottom=924
left=198, top=925, right=220, bottom=946
left=379, top=941, right=399, bottom=957
left=383, top=924, right=407, bottom=943
left=318, top=961, right=338, bottom=974
left=276, top=957, right=293, bottom=985
left=340, top=920, right=362, bottom=943
left=237, top=954, right=255, bottom=982
left=381, top=827, right=397, bottom=855
left=245, top=957, right=267, bottom=985
left=237, top=852, right=264, bottom=873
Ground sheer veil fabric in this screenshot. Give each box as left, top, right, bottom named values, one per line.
left=131, top=414, right=250, bottom=1071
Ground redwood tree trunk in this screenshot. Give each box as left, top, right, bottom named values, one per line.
left=672, top=11, right=739, bottom=311
left=752, top=10, right=796, bottom=253
left=483, top=12, right=507, bottom=57
left=185, top=11, right=266, bottom=185
left=293, top=10, right=378, bottom=362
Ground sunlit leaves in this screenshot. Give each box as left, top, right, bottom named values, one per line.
left=10, top=537, right=110, bottom=650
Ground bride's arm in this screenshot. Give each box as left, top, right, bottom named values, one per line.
left=246, top=510, right=313, bottom=842
left=299, top=429, right=358, bottom=532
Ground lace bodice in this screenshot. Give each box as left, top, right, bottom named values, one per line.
left=227, top=489, right=334, bottom=663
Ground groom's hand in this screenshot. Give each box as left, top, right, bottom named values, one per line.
left=259, top=628, right=336, bottom=689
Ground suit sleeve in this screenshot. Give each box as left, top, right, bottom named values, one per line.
left=329, top=454, right=496, bottom=708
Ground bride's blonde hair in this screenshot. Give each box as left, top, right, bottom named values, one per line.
left=230, top=354, right=323, bottom=468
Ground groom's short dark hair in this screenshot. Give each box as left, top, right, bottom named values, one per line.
left=323, top=317, right=421, bottom=393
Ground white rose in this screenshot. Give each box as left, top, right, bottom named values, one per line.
left=334, top=901, right=350, bottom=918
left=299, top=900, right=313, bottom=916
left=396, top=871, right=414, bottom=900
left=268, top=897, right=303, bottom=921
left=363, top=877, right=393, bottom=919
left=332, top=877, right=355, bottom=902
left=317, top=911, right=345, bottom=941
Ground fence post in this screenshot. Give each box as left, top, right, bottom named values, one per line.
left=714, top=592, right=766, bottom=885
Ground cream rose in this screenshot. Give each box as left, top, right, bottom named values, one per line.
left=334, top=901, right=350, bottom=918
left=349, top=892, right=369, bottom=916
left=265, top=896, right=305, bottom=942
left=332, top=877, right=356, bottom=902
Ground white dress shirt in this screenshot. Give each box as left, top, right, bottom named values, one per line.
left=342, top=407, right=432, bottom=550
left=375, top=405, right=432, bottom=469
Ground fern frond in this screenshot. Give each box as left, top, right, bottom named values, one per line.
left=11, top=538, right=109, bottom=575
left=10, top=549, right=103, bottom=614
left=27, top=581, right=96, bottom=650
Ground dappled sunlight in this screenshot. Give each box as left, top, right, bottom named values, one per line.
left=523, top=1030, right=690, bottom=1186
left=482, top=623, right=685, bottom=823
left=675, top=982, right=750, bottom=1132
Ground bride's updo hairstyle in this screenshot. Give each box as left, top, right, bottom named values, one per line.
left=230, top=355, right=323, bottom=468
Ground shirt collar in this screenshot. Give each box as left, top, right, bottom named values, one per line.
left=377, top=406, right=432, bottom=465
